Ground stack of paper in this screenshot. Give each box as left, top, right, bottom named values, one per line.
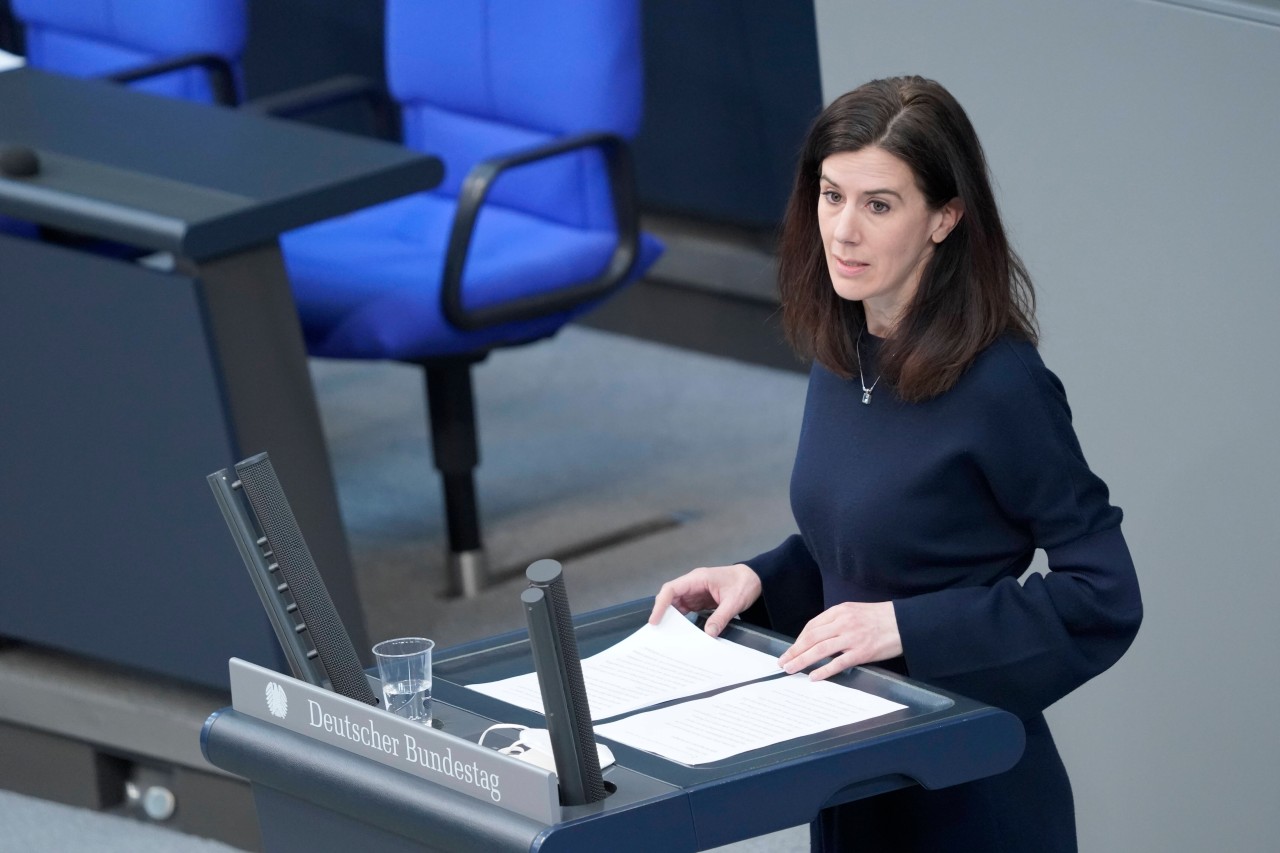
left=468, top=606, right=781, bottom=721
left=467, top=607, right=907, bottom=765
left=596, top=673, right=907, bottom=765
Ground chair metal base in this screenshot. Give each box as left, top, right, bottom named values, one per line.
left=449, top=549, right=490, bottom=599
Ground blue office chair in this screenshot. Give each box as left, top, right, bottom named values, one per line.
left=9, top=0, right=246, bottom=105
left=275, top=0, right=663, bottom=596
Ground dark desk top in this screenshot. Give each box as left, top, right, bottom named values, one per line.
left=0, top=68, right=443, bottom=260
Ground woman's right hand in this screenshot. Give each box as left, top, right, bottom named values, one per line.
left=649, top=563, right=763, bottom=638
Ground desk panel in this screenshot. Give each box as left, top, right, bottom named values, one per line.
left=0, top=232, right=285, bottom=680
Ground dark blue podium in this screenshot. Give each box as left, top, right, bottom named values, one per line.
left=0, top=68, right=442, bottom=689
left=203, top=600, right=1024, bottom=852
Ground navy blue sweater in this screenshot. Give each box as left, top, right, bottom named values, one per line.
left=746, top=335, right=1142, bottom=721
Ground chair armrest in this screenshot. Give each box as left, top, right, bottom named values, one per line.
left=441, top=132, right=640, bottom=332
left=241, top=74, right=400, bottom=141
left=105, top=52, right=238, bottom=106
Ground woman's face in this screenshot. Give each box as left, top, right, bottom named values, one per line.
left=817, top=147, right=961, bottom=335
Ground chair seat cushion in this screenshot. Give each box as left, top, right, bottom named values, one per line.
left=281, top=193, right=661, bottom=360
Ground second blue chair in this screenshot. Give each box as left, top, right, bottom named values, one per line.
left=278, top=0, right=663, bottom=596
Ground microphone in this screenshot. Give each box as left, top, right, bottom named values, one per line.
left=208, top=453, right=378, bottom=706
left=522, top=559, right=607, bottom=805
left=0, top=145, right=40, bottom=178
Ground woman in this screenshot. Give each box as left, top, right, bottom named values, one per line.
left=649, top=76, right=1142, bottom=852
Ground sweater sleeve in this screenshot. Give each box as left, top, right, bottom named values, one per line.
left=894, top=526, right=1141, bottom=719
left=892, top=346, right=1143, bottom=719
left=741, top=534, right=825, bottom=638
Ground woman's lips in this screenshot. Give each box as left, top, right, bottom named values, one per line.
left=834, top=257, right=869, bottom=276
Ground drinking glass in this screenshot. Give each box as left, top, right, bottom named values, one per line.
left=372, top=637, right=434, bottom=724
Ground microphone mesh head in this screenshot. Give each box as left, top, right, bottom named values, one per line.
left=236, top=454, right=377, bottom=705
left=527, top=560, right=606, bottom=801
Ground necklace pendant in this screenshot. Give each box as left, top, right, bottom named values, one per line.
left=862, top=390, right=872, bottom=405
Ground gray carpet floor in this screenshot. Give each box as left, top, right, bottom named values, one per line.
left=319, top=325, right=810, bottom=652
left=2, top=326, right=811, bottom=851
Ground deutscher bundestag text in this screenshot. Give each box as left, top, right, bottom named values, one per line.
left=307, top=699, right=501, bottom=802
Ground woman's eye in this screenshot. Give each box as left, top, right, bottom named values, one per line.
left=821, top=189, right=842, bottom=204
left=868, top=200, right=890, bottom=214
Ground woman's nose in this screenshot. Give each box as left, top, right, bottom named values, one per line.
left=833, top=209, right=860, bottom=244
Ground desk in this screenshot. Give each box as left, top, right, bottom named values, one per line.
left=0, top=68, right=443, bottom=689
left=204, top=600, right=1024, bottom=852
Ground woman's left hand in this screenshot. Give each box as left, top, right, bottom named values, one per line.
left=778, top=601, right=904, bottom=681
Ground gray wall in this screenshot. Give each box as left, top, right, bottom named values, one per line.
left=813, top=1, right=1280, bottom=850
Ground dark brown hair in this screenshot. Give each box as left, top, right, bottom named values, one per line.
left=777, top=76, right=1037, bottom=401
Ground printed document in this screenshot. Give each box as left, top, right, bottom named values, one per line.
left=595, top=674, right=908, bottom=765
left=467, top=606, right=782, bottom=720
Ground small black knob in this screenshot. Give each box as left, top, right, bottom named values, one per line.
left=0, top=145, right=40, bottom=178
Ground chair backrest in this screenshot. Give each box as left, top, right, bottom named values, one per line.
left=386, top=0, right=643, bottom=231
left=11, top=0, right=246, bottom=103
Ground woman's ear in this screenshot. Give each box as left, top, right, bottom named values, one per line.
left=931, top=198, right=965, bottom=244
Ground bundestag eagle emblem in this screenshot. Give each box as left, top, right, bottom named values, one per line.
left=265, top=681, right=289, bottom=718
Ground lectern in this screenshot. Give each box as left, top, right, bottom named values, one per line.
left=204, top=600, right=1024, bottom=852
left=0, top=68, right=442, bottom=688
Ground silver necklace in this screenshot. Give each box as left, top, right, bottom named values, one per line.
left=857, top=328, right=881, bottom=405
